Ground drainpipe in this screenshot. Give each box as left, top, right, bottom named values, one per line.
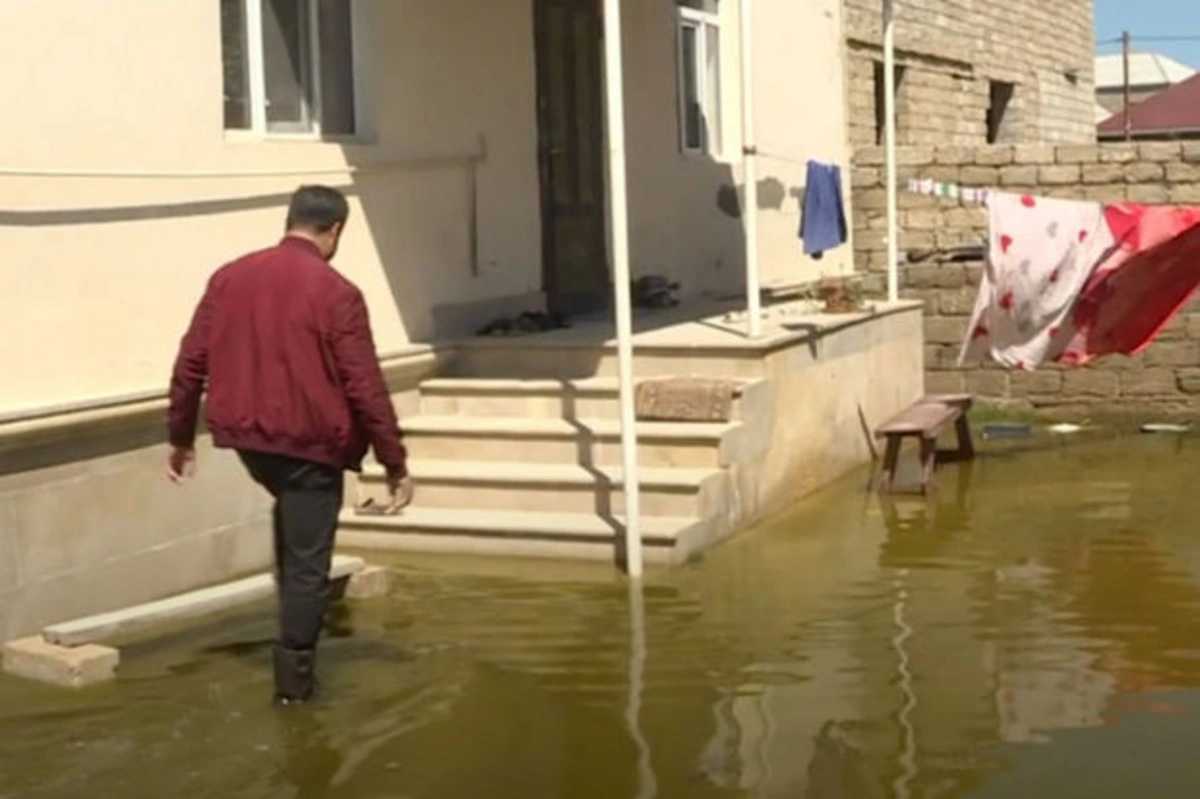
left=883, top=0, right=899, bottom=303
left=739, top=0, right=762, bottom=337
left=601, top=0, right=643, bottom=578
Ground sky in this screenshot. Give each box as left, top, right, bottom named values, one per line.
left=1095, top=0, right=1200, bottom=68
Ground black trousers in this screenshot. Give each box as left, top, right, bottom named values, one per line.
left=238, top=451, right=345, bottom=651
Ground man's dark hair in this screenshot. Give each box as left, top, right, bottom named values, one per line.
left=285, top=185, right=350, bottom=233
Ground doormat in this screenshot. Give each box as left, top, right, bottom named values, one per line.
left=634, top=377, right=737, bottom=422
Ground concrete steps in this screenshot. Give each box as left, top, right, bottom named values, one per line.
left=400, top=415, right=742, bottom=469
left=418, top=377, right=622, bottom=419
left=355, top=460, right=727, bottom=517
left=418, top=376, right=760, bottom=420
left=340, top=375, right=757, bottom=565
left=338, top=508, right=705, bottom=563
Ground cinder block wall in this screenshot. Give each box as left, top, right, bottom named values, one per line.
left=851, top=142, right=1200, bottom=418
left=843, top=0, right=1095, bottom=146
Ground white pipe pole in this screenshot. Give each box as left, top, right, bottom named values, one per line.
left=739, top=0, right=762, bottom=338
left=601, top=0, right=643, bottom=578
left=883, top=0, right=899, bottom=303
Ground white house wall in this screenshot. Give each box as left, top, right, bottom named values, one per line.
left=622, top=0, right=748, bottom=302
left=0, top=0, right=542, bottom=415
left=0, top=0, right=854, bottom=417
left=752, top=0, right=855, bottom=288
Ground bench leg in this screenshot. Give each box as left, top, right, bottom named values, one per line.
left=955, top=414, right=976, bottom=461
left=879, top=436, right=902, bottom=493
left=919, top=437, right=938, bottom=494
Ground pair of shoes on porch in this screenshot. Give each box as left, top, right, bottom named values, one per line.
left=273, top=644, right=317, bottom=706
left=631, top=275, right=681, bottom=308
left=476, top=310, right=571, bottom=337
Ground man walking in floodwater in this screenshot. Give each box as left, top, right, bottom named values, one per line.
left=165, top=185, right=412, bottom=705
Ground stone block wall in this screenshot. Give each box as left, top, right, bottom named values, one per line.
left=843, top=0, right=1095, bottom=147
left=851, top=142, right=1200, bottom=418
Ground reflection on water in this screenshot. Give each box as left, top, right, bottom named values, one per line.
left=6, top=434, right=1200, bottom=797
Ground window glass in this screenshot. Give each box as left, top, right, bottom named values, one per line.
left=221, top=0, right=251, bottom=130
left=317, top=0, right=356, bottom=135
left=680, top=23, right=702, bottom=151
left=263, top=0, right=314, bottom=132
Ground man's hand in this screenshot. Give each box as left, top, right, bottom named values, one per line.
left=167, top=446, right=197, bottom=484
left=385, top=472, right=414, bottom=514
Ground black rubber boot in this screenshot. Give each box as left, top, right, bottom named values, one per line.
left=273, top=644, right=317, bottom=706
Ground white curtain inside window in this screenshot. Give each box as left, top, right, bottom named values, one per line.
left=680, top=23, right=702, bottom=150
left=704, top=23, right=721, bottom=153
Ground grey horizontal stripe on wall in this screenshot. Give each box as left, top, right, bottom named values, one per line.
left=0, top=186, right=356, bottom=227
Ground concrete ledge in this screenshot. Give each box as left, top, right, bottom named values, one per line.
left=344, top=565, right=392, bottom=599
left=3, top=554, right=389, bottom=687
left=42, top=554, right=366, bottom=647
left=0, top=345, right=441, bottom=455
left=452, top=300, right=923, bottom=355
left=3, top=637, right=119, bottom=688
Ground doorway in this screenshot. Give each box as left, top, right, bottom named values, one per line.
left=533, top=0, right=610, bottom=315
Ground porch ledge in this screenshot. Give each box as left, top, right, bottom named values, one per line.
left=454, top=299, right=924, bottom=354
left=0, top=344, right=442, bottom=453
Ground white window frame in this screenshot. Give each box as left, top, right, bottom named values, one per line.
left=676, top=6, right=722, bottom=157
left=225, top=0, right=365, bottom=141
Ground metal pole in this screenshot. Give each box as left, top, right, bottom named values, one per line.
left=739, top=0, right=762, bottom=338
left=1122, top=30, right=1132, bottom=142
left=601, top=0, right=643, bottom=577
left=883, top=0, right=899, bottom=303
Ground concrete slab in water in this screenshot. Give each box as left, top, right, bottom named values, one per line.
left=344, top=565, right=392, bottom=599
left=3, top=636, right=118, bottom=688
left=40, top=554, right=365, bottom=647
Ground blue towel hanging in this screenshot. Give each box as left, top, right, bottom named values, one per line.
left=800, top=160, right=848, bottom=259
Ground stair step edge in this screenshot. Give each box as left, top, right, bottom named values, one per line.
left=420, top=377, right=754, bottom=396
left=338, top=508, right=698, bottom=541
left=402, top=416, right=737, bottom=438
left=360, top=461, right=720, bottom=488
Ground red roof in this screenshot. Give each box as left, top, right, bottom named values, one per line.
left=1098, top=71, right=1200, bottom=136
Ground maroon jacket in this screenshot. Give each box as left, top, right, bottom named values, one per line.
left=168, top=236, right=407, bottom=477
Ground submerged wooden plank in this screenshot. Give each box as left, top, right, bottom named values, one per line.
left=42, top=555, right=365, bottom=648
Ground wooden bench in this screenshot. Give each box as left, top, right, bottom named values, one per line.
left=874, top=394, right=975, bottom=494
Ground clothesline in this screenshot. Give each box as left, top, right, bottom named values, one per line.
left=905, top=179, right=1200, bottom=220
left=905, top=178, right=990, bottom=205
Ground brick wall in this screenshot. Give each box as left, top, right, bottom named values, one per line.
left=852, top=142, right=1200, bottom=418
left=844, top=0, right=1095, bottom=148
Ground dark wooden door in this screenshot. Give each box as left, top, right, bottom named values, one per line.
left=534, top=0, right=610, bottom=315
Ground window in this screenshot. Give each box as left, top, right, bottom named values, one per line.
left=676, top=1, right=722, bottom=156
left=221, top=0, right=357, bottom=137
left=986, top=80, right=1015, bottom=144
left=873, top=60, right=906, bottom=145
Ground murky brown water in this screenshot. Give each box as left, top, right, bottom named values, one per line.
left=6, top=433, right=1200, bottom=798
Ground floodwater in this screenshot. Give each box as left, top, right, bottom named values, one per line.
left=6, top=433, right=1200, bottom=798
